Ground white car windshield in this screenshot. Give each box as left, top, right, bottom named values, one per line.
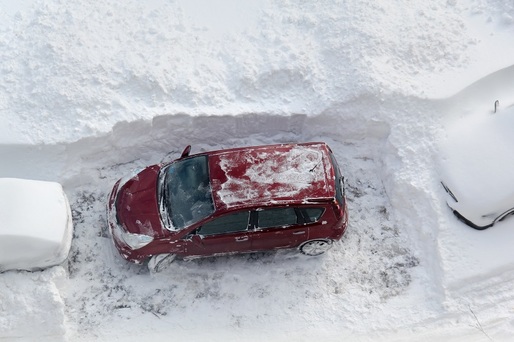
left=159, top=155, right=215, bottom=231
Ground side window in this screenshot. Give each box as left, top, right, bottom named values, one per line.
left=302, top=207, right=325, bottom=223
left=197, top=211, right=249, bottom=236
left=257, top=207, right=298, bottom=229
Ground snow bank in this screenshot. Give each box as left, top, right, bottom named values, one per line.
left=2, top=0, right=510, bottom=144
left=0, top=268, right=67, bottom=340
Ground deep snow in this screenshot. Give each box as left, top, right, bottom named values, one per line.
left=1, top=0, right=514, bottom=341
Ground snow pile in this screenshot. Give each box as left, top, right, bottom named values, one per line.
left=1, top=0, right=514, bottom=341
left=0, top=0, right=499, bottom=144
left=0, top=268, right=67, bottom=341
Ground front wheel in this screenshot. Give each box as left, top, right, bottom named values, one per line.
left=148, top=253, right=176, bottom=273
left=299, top=239, right=333, bottom=256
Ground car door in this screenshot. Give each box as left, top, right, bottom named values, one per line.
left=184, top=211, right=252, bottom=257
left=249, top=207, right=309, bottom=251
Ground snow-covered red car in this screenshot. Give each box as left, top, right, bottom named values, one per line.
left=0, top=178, right=74, bottom=272
left=107, top=142, right=348, bottom=270
left=440, top=103, right=514, bottom=229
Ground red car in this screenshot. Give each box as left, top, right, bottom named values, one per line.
left=107, top=142, right=348, bottom=271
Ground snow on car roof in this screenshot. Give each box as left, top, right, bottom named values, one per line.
left=0, top=178, right=70, bottom=242
left=0, top=178, right=73, bottom=271
left=439, top=104, right=514, bottom=212
left=207, top=142, right=335, bottom=210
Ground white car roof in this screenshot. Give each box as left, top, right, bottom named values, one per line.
left=0, top=178, right=73, bottom=271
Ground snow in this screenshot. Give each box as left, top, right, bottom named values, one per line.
left=0, top=178, right=73, bottom=272
left=439, top=103, right=514, bottom=227
left=1, top=0, right=514, bottom=340
left=213, top=143, right=330, bottom=207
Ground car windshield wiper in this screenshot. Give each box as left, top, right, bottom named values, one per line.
left=158, top=168, right=175, bottom=231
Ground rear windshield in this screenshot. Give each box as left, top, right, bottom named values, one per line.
left=329, top=152, right=345, bottom=206
left=160, top=155, right=215, bottom=230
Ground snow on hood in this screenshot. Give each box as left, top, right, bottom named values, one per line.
left=439, top=103, right=514, bottom=215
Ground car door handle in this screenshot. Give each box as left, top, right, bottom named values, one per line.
left=235, top=236, right=249, bottom=242
left=293, top=231, right=306, bottom=235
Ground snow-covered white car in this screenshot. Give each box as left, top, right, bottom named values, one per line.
left=0, top=178, right=74, bottom=272
left=440, top=103, right=514, bottom=229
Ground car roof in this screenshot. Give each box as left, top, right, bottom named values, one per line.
left=203, top=142, right=336, bottom=212
left=0, top=178, right=70, bottom=242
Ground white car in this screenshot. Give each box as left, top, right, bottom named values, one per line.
left=0, top=178, right=74, bottom=272
left=440, top=103, right=514, bottom=229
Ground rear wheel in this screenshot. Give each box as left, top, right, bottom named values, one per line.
left=148, top=253, right=176, bottom=273
left=299, top=239, right=333, bottom=256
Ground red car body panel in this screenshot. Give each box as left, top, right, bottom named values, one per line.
left=107, top=142, right=348, bottom=264
left=114, top=166, right=166, bottom=238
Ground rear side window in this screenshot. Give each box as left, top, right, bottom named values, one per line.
left=257, top=208, right=298, bottom=228
left=198, top=211, right=249, bottom=236
left=302, top=208, right=324, bottom=222
left=256, top=207, right=325, bottom=228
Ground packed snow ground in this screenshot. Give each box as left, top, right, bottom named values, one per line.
left=1, top=0, right=514, bottom=341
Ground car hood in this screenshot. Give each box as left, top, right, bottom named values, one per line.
left=115, top=165, right=166, bottom=237
left=439, top=104, right=514, bottom=221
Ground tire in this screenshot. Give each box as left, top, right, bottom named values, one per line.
left=148, top=253, right=176, bottom=273
left=299, top=239, right=333, bottom=256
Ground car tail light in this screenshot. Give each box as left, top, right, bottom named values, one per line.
left=332, top=200, right=343, bottom=220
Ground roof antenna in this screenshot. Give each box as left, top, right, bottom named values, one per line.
left=309, top=152, right=323, bottom=172
left=494, top=100, right=499, bottom=113
left=309, top=162, right=320, bottom=172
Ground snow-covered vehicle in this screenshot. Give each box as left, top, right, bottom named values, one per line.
left=107, top=142, right=348, bottom=270
left=440, top=103, right=514, bottom=229
left=0, top=178, right=74, bottom=272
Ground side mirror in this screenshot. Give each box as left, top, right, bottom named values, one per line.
left=182, top=230, right=197, bottom=240
left=180, top=145, right=192, bottom=159
left=184, top=227, right=202, bottom=240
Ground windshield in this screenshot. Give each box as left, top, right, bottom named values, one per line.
left=159, top=155, right=215, bottom=231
